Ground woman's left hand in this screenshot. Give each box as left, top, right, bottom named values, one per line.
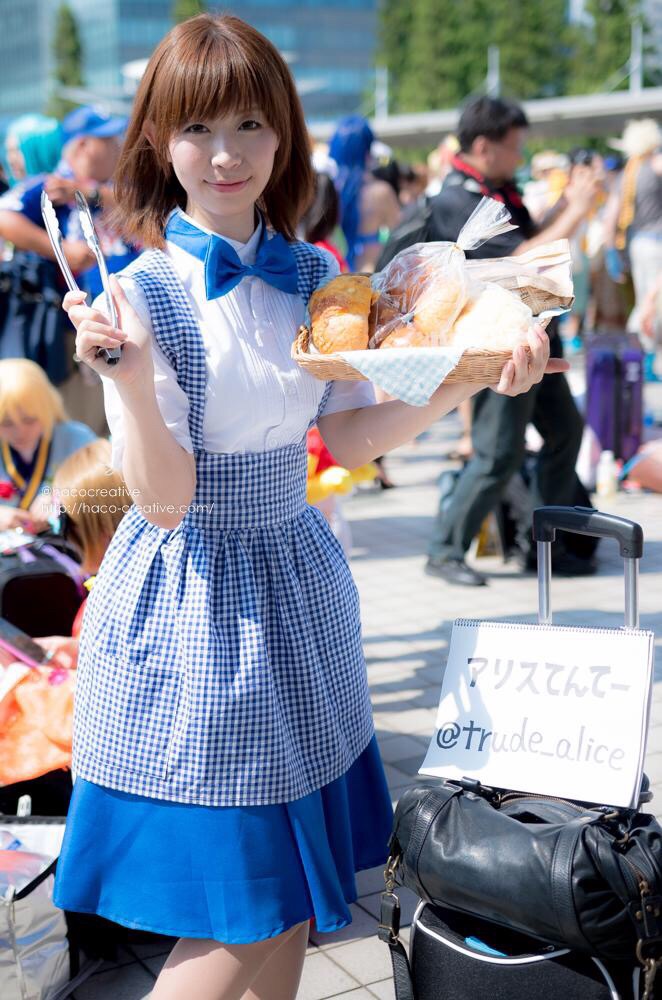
left=493, top=324, right=569, bottom=397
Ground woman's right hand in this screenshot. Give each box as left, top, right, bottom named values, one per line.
left=63, top=275, right=153, bottom=387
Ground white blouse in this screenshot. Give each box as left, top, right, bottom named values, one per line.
left=98, top=211, right=375, bottom=470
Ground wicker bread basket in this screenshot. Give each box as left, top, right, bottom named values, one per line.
left=292, top=326, right=532, bottom=385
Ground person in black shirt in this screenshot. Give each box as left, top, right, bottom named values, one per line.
left=426, top=97, right=601, bottom=586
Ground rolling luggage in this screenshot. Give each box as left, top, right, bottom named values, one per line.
left=380, top=507, right=661, bottom=999
left=585, top=332, right=644, bottom=463
left=407, top=903, right=647, bottom=999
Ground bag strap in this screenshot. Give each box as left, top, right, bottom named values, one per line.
left=39, top=543, right=85, bottom=598
left=378, top=889, right=416, bottom=1000
left=594, top=825, right=662, bottom=950
left=13, top=857, right=57, bottom=901
left=386, top=936, right=416, bottom=1000
left=550, top=818, right=595, bottom=952
left=593, top=820, right=662, bottom=997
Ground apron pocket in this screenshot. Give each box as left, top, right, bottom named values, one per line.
left=88, top=655, right=181, bottom=780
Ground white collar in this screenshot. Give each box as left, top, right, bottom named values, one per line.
left=166, top=208, right=264, bottom=264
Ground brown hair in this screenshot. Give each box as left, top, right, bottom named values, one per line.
left=111, top=14, right=315, bottom=246
left=53, top=439, right=131, bottom=573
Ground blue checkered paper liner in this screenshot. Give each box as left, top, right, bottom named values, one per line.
left=336, top=346, right=465, bottom=406
left=334, top=307, right=568, bottom=407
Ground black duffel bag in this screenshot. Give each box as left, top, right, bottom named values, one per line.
left=386, top=778, right=662, bottom=965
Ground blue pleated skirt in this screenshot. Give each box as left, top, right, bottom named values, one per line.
left=53, top=736, right=393, bottom=944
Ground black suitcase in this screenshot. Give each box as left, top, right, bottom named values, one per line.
left=409, top=902, right=650, bottom=999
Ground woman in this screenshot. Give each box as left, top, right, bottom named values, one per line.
left=329, top=114, right=401, bottom=272
left=52, top=15, right=561, bottom=999
left=0, top=359, right=95, bottom=532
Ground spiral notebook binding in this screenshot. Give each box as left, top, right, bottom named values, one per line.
left=453, top=618, right=649, bottom=637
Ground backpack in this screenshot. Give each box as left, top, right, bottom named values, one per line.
left=0, top=254, right=71, bottom=386
left=375, top=200, right=434, bottom=270
left=0, top=535, right=84, bottom=637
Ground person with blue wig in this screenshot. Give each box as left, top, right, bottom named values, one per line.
left=328, top=114, right=400, bottom=272
left=5, top=114, right=63, bottom=184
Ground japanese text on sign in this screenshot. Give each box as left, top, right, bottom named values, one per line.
left=420, top=620, right=654, bottom=808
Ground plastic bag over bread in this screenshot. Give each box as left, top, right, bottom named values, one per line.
left=305, top=198, right=571, bottom=357
left=465, top=241, right=574, bottom=314
left=369, top=198, right=518, bottom=349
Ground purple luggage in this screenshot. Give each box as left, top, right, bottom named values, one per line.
left=584, top=333, right=643, bottom=463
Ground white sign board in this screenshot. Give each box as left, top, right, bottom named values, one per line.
left=420, top=619, right=655, bottom=808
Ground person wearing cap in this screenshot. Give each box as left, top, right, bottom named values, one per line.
left=40, top=106, right=128, bottom=217
left=0, top=106, right=135, bottom=298
left=523, top=150, right=569, bottom=225
left=604, top=118, right=662, bottom=381
left=0, top=106, right=139, bottom=434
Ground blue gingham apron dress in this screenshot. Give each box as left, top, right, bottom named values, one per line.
left=53, top=241, right=393, bottom=942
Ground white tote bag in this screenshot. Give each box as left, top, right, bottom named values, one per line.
left=0, top=820, right=69, bottom=1000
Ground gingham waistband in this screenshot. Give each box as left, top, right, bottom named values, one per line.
left=186, top=442, right=308, bottom=530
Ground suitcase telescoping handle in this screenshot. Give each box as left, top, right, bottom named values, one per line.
left=532, top=506, right=643, bottom=629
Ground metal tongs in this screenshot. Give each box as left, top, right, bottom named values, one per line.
left=40, top=189, right=121, bottom=364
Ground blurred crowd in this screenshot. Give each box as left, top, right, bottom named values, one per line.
left=308, top=103, right=662, bottom=586
left=310, top=114, right=662, bottom=366
left=0, top=93, right=661, bottom=789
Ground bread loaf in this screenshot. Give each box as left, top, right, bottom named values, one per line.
left=310, top=275, right=373, bottom=353
left=449, top=283, right=532, bottom=350
left=413, top=275, right=467, bottom=338
left=379, top=321, right=439, bottom=349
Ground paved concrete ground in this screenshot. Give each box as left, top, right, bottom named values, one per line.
left=69, top=379, right=662, bottom=1000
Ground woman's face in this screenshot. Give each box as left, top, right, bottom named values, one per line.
left=167, top=108, right=279, bottom=242
left=0, top=409, right=44, bottom=456
left=6, top=135, right=25, bottom=181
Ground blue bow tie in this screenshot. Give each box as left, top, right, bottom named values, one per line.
left=164, top=212, right=299, bottom=300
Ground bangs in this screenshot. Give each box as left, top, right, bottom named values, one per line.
left=0, top=360, right=64, bottom=432
left=112, top=15, right=315, bottom=245
left=146, top=19, right=290, bottom=153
